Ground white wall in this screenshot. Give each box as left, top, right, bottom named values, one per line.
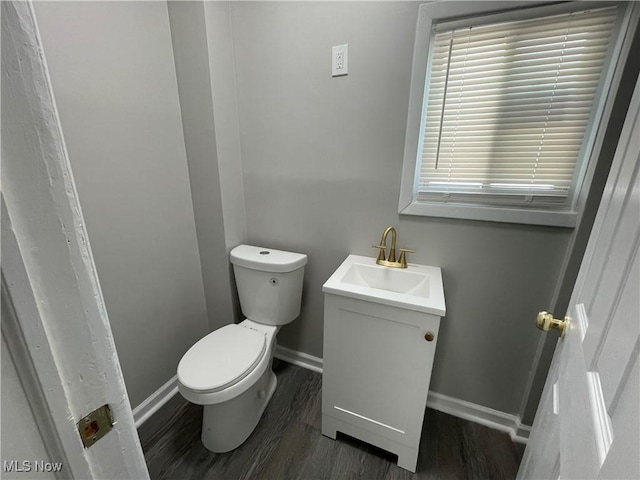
left=229, top=1, right=573, bottom=416
left=33, top=1, right=209, bottom=408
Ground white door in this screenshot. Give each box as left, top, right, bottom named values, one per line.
left=2, top=1, right=149, bottom=478
left=518, top=78, right=640, bottom=479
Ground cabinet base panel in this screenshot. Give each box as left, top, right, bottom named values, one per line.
left=321, top=416, right=337, bottom=439
left=321, top=413, right=418, bottom=473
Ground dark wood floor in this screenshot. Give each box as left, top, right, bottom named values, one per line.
left=140, top=360, right=524, bottom=480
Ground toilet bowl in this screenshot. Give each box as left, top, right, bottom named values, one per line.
left=178, top=320, right=279, bottom=452
left=177, top=245, right=307, bottom=453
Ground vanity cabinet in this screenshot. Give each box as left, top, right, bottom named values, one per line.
left=321, top=294, right=442, bottom=472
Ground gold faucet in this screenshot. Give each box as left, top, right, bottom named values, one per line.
left=372, top=226, right=415, bottom=268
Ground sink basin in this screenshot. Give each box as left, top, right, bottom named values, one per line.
left=341, top=263, right=430, bottom=296
left=323, top=255, right=445, bottom=315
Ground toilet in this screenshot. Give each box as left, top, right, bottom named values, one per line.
left=177, top=244, right=307, bottom=453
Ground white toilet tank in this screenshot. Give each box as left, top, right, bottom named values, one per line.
left=230, top=245, right=307, bottom=326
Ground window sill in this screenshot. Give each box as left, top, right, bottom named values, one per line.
left=399, top=201, right=577, bottom=228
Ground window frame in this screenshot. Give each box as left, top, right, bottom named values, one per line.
left=398, top=1, right=637, bottom=227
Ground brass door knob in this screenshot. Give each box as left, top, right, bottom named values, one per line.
left=536, top=311, right=568, bottom=337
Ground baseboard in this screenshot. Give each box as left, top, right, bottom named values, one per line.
left=132, top=375, right=179, bottom=429
left=272, top=346, right=530, bottom=443
left=274, top=344, right=323, bottom=373
left=426, top=391, right=530, bottom=444
left=132, top=348, right=531, bottom=444
left=512, top=418, right=532, bottom=444
left=133, top=346, right=322, bottom=428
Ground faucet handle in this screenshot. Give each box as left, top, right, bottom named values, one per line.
left=372, top=244, right=386, bottom=262
left=398, top=248, right=415, bottom=268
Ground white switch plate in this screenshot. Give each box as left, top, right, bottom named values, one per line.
left=332, top=44, right=348, bottom=77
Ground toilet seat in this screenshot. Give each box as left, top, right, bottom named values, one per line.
left=177, top=324, right=266, bottom=394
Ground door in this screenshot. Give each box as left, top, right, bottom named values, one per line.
left=518, top=78, right=640, bottom=479
left=2, top=1, right=149, bottom=478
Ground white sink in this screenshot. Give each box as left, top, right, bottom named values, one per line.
left=322, top=254, right=445, bottom=315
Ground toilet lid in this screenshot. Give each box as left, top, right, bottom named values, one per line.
left=177, top=324, right=266, bottom=393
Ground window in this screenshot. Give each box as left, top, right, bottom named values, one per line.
left=399, top=2, right=635, bottom=226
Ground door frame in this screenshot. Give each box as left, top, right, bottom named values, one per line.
left=2, top=1, right=148, bottom=478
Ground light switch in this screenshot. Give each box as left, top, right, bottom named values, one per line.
left=332, top=44, right=348, bottom=77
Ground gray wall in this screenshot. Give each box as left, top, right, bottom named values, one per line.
left=1, top=333, right=56, bottom=479
left=28, top=0, right=612, bottom=422
left=33, top=1, right=209, bottom=408
left=229, top=1, right=573, bottom=416
left=203, top=2, right=248, bottom=253
left=166, top=1, right=236, bottom=331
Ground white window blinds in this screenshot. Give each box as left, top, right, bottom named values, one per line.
left=418, top=6, right=618, bottom=208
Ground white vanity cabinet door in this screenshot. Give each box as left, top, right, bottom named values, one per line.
left=321, top=293, right=441, bottom=472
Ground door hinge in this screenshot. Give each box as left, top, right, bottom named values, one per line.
left=77, top=404, right=114, bottom=448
